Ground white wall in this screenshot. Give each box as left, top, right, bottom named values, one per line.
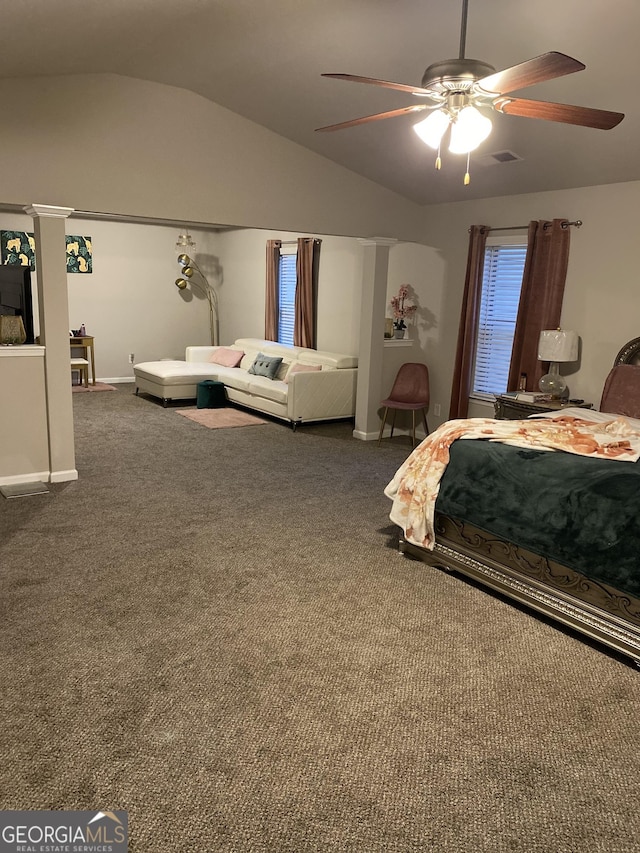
left=3, top=72, right=638, bottom=438
left=0, top=74, right=426, bottom=244
left=0, top=211, right=213, bottom=380
left=382, top=243, right=444, bottom=428
left=421, top=179, right=640, bottom=422
left=215, top=229, right=364, bottom=355
left=215, top=231, right=444, bottom=435
left=0, top=348, right=48, bottom=482
left=6, top=179, right=635, bottom=432
left=0, top=209, right=440, bottom=388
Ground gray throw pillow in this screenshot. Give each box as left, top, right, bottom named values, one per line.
left=248, top=352, right=283, bottom=380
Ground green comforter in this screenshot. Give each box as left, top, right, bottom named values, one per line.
left=436, top=439, right=640, bottom=597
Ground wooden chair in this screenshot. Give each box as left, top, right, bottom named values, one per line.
left=378, top=362, right=430, bottom=447
left=70, top=357, right=89, bottom=388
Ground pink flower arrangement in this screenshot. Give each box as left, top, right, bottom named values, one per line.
left=390, top=285, right=417, bottom=330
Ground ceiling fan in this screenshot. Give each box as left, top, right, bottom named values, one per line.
left=316, top=0, right=624, bottom=182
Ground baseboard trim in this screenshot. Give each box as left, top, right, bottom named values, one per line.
left=49, top=469, right=79, bottom=483
left=353, top=427, right=428, bottom=442
left=352, top=429, right=379, bottom=441
left=98, top=377, right=135, bottom=384
left=0, top=471, right=50, bottom=487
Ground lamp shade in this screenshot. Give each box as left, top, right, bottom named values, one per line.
left=449, top=106, right=492, bottom=154
left=413, top=109, right=449, bottom=149
left=537, top=329, right=579, bottom=363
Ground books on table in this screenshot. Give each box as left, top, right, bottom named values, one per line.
left=515, top=392, right=553, bottom=403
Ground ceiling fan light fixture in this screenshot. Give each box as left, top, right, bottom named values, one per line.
left=413, top=109, right=450, bottom=149
left=448, top=105, right=492, bottom=154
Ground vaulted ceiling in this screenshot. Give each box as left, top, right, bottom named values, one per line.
left=1, top=0, right=636, bottom=206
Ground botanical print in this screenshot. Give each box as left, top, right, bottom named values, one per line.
left=0, top=231, right=93, bottom=273
left=1, top=231, right=35, bottom=269
left=66, top=235, right=92, bottom=273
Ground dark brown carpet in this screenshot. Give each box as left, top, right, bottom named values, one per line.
left=1, top=386, right=638, bottom=852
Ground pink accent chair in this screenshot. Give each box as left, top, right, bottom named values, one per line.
left=378, top=362, right=430, bottom=447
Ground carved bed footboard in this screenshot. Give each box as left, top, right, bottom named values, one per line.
left=399, top=514, right=640, bottom=664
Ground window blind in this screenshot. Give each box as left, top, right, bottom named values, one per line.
left=278, top=252, right=296, bottom=346
left=472, top=243, right=527, bottom=395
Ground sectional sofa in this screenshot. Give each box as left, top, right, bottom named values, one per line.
left=133, top=337, right=358, bottom=427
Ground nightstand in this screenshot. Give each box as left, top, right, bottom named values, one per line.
left=494, top=394, right=593, bottom=420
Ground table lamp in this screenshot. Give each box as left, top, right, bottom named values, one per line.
left=537, top=329, right=579, bottom=399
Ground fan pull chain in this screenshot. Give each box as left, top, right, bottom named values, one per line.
left=464, top=151, right=471, bottom=185
left=435, top=143, right=442, bottom=171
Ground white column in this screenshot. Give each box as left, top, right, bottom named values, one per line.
left=24, top=203, right=77, bottom=482
left=353, top=237, right=397, bottom=441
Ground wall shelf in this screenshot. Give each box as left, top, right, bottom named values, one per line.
left=384, top=338, right=414, bottom=347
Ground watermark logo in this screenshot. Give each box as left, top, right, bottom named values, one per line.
left=0, top=809, right=127, bottom=852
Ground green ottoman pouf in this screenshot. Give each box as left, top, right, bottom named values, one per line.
left=196, top=379, right=226, bottom=409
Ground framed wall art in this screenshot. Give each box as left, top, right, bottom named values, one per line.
left=66, top=235, right=92, bottom=273
left=0, top=231, right=93, bottom=273
left=1, top=231, right=35, bottom=270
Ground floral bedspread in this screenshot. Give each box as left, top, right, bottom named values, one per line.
left=384, top=416, right=640, bottom=550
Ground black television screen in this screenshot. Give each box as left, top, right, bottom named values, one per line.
left=0, top=265, right=35, bottom=344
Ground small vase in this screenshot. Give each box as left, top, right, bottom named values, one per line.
left=394, top=328, right=405, bottom=339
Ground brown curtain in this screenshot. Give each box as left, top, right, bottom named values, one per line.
left=264, top=239, right=282, bottom=341
left=294, top=237, right=321, bottom=348
left=507, top=219, right=571, bottom=392
left=449, top=225, right=488, bottom=419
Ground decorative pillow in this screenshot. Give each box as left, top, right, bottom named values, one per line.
left=240, top=351, right=258, bottom=371
left=248, top=352, right=283, bottom=380
left=284, top=363, right=322, bottom=384
left=209, top=347, right=244, bottom=368
left=276, top=360, right=291, bottom=382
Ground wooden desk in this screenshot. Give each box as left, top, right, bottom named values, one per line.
left=70, top=335, right=96, bottom=385
left=494, top=394, right=592, bottom=420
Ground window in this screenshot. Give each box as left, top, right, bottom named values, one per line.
left=472, top=239, right=527, bottom=397
left=277, top=249, right=296, bottom=346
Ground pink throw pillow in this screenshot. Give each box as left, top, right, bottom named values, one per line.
left=284, top=363, right=322, bottom=384
left=209, top=347, right=244, bottom=368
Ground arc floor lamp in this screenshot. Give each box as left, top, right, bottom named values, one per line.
left=174, top=232, right=219, bottom=346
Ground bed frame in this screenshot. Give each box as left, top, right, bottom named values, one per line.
left=398, top=337, right=640, bottom=665
left=400, top=517, right=640, bottom=664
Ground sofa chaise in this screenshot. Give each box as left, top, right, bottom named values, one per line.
left=133, top=338, right=358, bottom=427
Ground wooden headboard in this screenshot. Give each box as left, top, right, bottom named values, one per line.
left=614, top=337, right=640, bottom=365
left=600, top=338, right=640, bottom=417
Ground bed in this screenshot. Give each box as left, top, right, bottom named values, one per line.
left=386, top=338, right=640, bottom=664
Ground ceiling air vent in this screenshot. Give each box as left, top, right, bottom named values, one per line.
left=476, top=150, right=523, bottom=167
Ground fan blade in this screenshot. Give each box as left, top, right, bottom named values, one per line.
left=477, top=52, right=585, bottom=96
left=494, top=96, right=624, bottom=129
left=321, top=73, right=437, bottom=97
left=315, top=104, right=429, bottom=132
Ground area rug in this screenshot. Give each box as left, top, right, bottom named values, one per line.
left=176, top=408, right=268, bottom=429
left=72, top=382, right=118, bottom=393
